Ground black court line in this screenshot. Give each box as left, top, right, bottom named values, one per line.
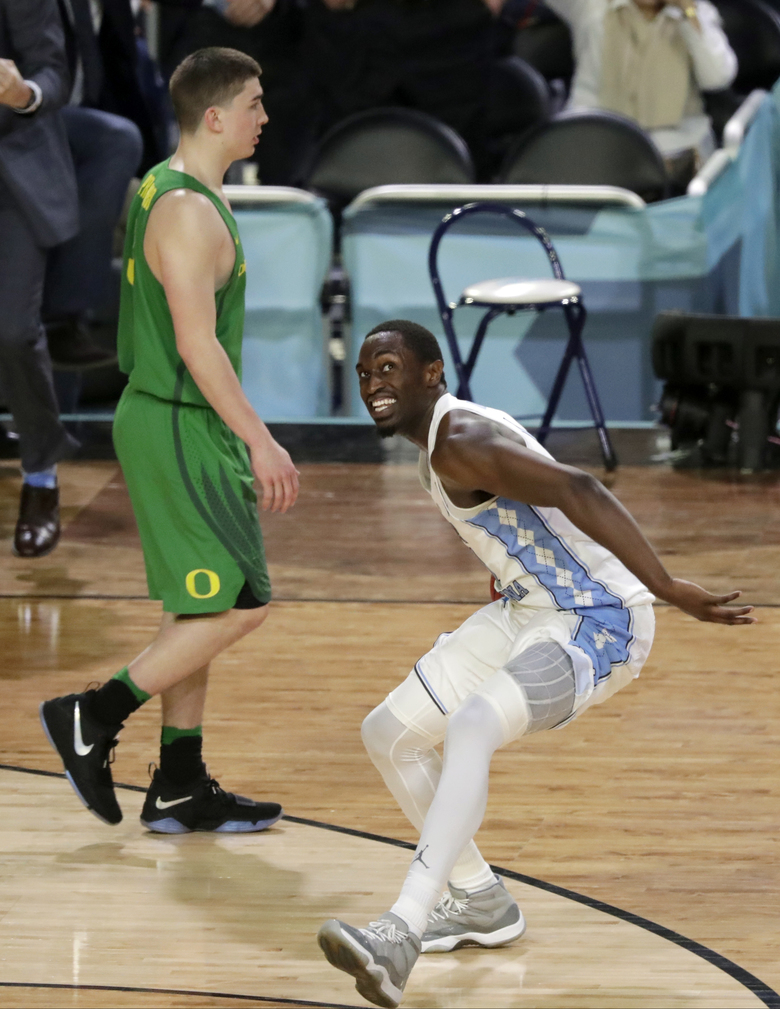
left=0, top=982, right=358, bottom=1009
left=0, top=761, right=777, bottom=1009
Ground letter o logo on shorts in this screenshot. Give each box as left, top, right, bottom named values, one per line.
left=185, top=569, right=221, bottom=599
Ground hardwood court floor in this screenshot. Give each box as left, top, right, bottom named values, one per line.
left=0, top=458, right=778, bottom=1008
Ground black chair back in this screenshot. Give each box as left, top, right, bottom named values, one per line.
left=305, top=107, right=475, bottom=210
left=498, top=109, right=669, bottom=203
left=487, top=56, right=552, bottom=138
left=713, top=0, right=780, bottom=93
left=484, top=56, right=552, bottom=178
left=512, top=18, right=575, bottom=83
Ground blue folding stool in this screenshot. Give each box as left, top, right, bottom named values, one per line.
left=428, top=201, right=617, bottom=470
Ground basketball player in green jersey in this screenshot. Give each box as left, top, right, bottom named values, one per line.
left=40, top=48, right=298, bottom=833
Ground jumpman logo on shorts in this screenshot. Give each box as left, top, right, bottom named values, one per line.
left=411, top=845, right=430, bottom=869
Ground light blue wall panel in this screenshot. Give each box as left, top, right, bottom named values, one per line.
left=235, top=202, right=332, bottom=418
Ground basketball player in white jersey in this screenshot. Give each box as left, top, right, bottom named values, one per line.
left=317, top=320, right=755, bottom=1008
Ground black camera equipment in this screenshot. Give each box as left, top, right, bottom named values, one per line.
left=652, top=312, right=780, bottom=470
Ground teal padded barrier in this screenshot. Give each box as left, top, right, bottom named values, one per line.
left=234, top=196, right=333, bottom=419
left=342, top=84, right=780, bottom=422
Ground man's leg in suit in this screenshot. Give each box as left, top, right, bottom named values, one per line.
left=0, top=178, right=79, bottom=557
left=44, top=107, right=143, bottom=361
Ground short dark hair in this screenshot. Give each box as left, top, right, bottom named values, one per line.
left=365, top=319, right=446, bottom=386
left=170, top=48, right=261, bottom=134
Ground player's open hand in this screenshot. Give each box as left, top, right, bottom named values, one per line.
left=249, top=436, right=299, bottom=513
left=664, top=579, right=756, bottom=625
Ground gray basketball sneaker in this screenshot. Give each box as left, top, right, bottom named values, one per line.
left=421, top=876, right=526, bottom=953
left=317, top=911, right=420, bottom=1008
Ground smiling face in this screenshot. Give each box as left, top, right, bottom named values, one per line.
left=210, top=77, right=268, bottom=160
left=357, top=331, right=444, bottom=441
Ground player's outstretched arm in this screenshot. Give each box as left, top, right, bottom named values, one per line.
left=146, top=189, right=299, bottom=513
left=431, top=414, right=755, bottom=625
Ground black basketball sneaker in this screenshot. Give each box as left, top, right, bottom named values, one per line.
left=39, top=691, right=123, bottom=825
left=140, top=766, right=283, bottom=834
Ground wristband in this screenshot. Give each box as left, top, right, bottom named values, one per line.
left=12, top=80, right=42, bottom=115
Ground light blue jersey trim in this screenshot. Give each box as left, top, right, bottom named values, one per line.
left=467, top=498, right=635, bottom=684
left=570, top=606, right=634, bottom=684
left=467, top=498, right=624, bottom=611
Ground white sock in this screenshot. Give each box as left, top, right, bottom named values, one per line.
left=390, top=872, right=441, bottom=938
left=449, top=856, right=497, bottom=893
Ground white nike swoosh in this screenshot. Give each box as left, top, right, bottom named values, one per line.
left=73, top=702, right=94, bottom=757
left=155, top=795, right=192, bottom=810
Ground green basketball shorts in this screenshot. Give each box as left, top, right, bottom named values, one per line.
left=113, top=385, right=271, bottom=614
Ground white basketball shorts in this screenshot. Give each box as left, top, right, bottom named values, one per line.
left=385, top=598, right=655, bottom=741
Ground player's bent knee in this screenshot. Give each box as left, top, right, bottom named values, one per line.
left=360, top=704, right=386, bottom=757
left=224, top=603, right=268, bottom=636
left=239, top=605, right=269, bottom=632
left=361, top=701, right=406, bottom=761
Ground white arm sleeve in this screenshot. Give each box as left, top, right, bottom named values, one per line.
left=678, top=0, right=738, bottom=91
left=544, top=0, right=608, bottom=110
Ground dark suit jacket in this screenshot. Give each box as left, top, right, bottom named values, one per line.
left=0, top=0, right=78, bottom=248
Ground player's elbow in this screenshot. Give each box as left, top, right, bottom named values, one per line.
left=562, top=469, right=605, bottom=511
left=175, top=330, right=210, bottom=372
left=175, top=337, right=196, bottom=368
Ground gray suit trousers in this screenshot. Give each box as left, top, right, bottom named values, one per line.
left=0, top=177, right=78, bottom=472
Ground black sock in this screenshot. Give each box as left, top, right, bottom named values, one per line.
left=89, top=678, right=145, bottom=727
left=159, top=735, right=204, bottom=786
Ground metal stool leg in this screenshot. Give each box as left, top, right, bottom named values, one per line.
left=537, top=316, right=578, bottom=445
left=537, top=302, right=618, bottom=471
left=575, top=351, right=618, bottom=470
left=568, top=303, right=618, bottom=470
left=457, top=307, right=503, bottom=399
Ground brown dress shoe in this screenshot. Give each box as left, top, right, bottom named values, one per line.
left=13, top=485, right=60, bottom=558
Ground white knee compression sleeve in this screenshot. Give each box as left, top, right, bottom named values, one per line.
left=361, top=702, right=442, bottom=833
left=391, top=694, right=505, bottom=935
left=361, top=702, right=495, bottom=896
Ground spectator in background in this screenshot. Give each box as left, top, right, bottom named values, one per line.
left=44, top=0, right=144, bottom=368
left=168, top=0, right=314, bottom=184
left=163, top=0, right=505, bottom=182
left=303, top=0, right=496, bottom=176
left=0, top=0, right=80, bottom=557
left=545, top=0, right=737, bottom=173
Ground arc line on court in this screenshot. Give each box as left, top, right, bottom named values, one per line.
left=0, top=981, right=360, bottom=1009
left=0, top=762, right=777, bottom=1009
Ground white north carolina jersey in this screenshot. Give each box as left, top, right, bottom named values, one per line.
left=419, top=394, right=655, bottom=685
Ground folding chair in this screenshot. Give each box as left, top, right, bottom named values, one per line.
left=428, top=201, right=618, bottom=470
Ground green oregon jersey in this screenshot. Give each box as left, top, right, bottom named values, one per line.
left=118, top=159, right=247, bottom=405
left=113, top=158, right=270, bottom=614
